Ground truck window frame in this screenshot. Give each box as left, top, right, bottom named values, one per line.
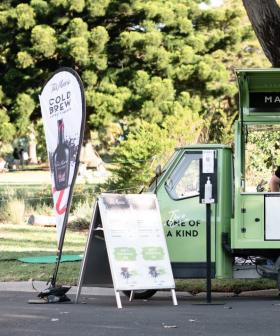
left=164, top=151, right=201, bottom=200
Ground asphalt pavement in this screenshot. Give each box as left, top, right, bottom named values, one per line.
left=1, top=282, right=280, bottom=336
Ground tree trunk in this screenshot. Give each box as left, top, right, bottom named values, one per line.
left=80, top=140, right=104, bottom=169
left=79, top=117, right=105, bottom=170
left=243, top=0, right=280, bottom=67
left=28, top=124, right=38, bottom=164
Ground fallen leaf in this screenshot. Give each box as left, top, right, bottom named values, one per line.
left=162, top=324, right=177, bottom=329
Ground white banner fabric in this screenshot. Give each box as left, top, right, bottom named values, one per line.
left=39, top=68, right=85, bottom=243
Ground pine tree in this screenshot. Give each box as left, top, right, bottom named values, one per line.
left=0, top=0, right=267, bottom=186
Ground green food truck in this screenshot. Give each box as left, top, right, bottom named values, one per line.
left=135, top=69, right=280, bottom=299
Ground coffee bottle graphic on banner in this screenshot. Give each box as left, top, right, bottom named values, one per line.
left=53, top=119, right=70, bottom=190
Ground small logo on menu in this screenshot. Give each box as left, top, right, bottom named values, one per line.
left=51, top=79, right=70, bottom=92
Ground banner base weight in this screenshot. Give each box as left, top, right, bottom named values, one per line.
left=30, top=285, right=71, bottom=304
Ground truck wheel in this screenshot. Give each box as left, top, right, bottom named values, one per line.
left=122, top=290, right=157, bottom=300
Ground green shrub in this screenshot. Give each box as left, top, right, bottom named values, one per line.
left=26, top=202, right=54, bottom=216
left=0, top=198, right=25, bottom=224
left=69, top=200, right=94, bottom=230
left=0, top=184, right=97, bottom=223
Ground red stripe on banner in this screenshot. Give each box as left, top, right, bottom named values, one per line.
left=52, top=187, right=67, bottom=215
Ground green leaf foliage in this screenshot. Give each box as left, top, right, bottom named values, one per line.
left=31, top=25, right=57, bottom=58
left=12, top=93, right=36, bottom=135
left=16, top=51, right=34, bottom=69
left=105, top=121, right=174, bottom=192
left=0, top=108, right=15, bottom=143
left=15, top=4, right=36, bottom=30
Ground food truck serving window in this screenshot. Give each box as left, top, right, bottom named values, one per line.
left=165, top=152, right=201, bottom=200
left=245, top=124, right=280, bottom=192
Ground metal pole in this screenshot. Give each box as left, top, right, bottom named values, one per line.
left=50, top=208, right=70, bottom=287
left=206, top=203, right=212, bottom=303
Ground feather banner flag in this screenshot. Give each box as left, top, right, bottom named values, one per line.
left=39, top=68, right=86, bottom=246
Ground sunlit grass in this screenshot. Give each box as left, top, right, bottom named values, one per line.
left=0, top=223, right=87, bottom=284
left=0, top=223, right=86, bottom=253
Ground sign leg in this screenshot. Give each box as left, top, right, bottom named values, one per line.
left=171, top=289, right=178, bottom=306
left=129, top=290, right=134, bottom=302
left=115, top=290, right=122, bottom=309
left=75, top=283, right=82, bottom=304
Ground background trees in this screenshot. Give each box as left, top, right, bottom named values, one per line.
left=0, top=0, right=268, bottom=189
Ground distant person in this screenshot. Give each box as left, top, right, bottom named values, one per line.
left=23, top=150, right=29, bottom=164
left=12, top=147, right=20, bottom=170
left=269, top=168, right=280, bottom=192
left=0, top=157, right=6, bottom=172
left=19, top=148, right=24, bottom=169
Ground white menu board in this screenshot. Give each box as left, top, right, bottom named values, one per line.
left=98, top=193, right=175, bottom=291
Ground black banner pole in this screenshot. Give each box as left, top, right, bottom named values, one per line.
left=50, top=202, right=72, bottom=287
left=206, top=203, right=212, bottom=303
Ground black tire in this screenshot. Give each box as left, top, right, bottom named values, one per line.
left=122, top=289, right=157, bottom=300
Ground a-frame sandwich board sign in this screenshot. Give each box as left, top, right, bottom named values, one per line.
left=76, top=193, right=177, bottom=309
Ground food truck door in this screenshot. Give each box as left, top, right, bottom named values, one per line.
left=156, top=150, right=216, bottom=278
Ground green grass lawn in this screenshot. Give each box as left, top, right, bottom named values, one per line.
left=0, top=175, right=96, bottom=286
left=0, top=223, right=87, bottom=285
left=0, top=223, right=277, bottom=293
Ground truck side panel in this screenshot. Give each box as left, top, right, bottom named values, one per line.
left=155, top=146, right=232, bottom=279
